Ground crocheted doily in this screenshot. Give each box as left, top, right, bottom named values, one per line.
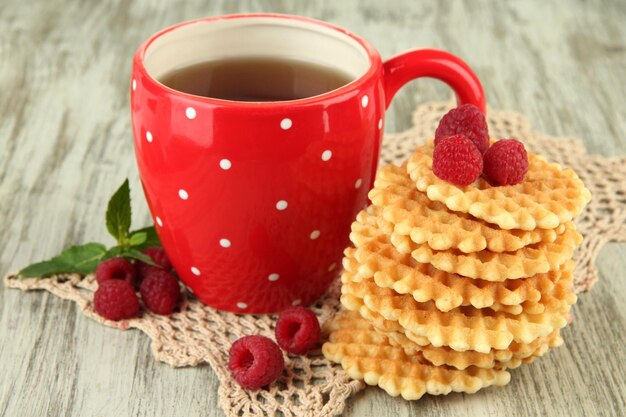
left=6, top=101, right=626, bottom=417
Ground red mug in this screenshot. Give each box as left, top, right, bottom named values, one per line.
left=131, top=13, right=485, bottom=313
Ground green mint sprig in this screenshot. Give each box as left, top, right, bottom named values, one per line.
left=18, top=179, right=161, bottom=278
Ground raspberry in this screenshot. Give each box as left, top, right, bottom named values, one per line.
left=139, top=269, right=181, bottom=315
left=94, top=280, right=139, bottom=321
left=432, top=134, right=483, bottom=186
left=434, top=104, right=490, bottom=154
left=135, top=246, right=172, bottom=283
left=275, top=306, right=320, bottom=354
left=483, top=138, right=529, bottom=185
left=95, top=257, right=136, bottom=286
left=228, top=335, right=284, bottom=389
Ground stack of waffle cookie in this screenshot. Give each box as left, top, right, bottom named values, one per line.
left=323, top=141, right=591, bottom=400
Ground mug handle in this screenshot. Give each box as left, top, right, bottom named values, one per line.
left=383, top=49, right=486, bottom=113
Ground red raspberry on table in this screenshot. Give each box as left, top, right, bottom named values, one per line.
left=94, top=280, right=139, bottom=321
left=432, top=134, right=483, bottom=186
left=274, top=306, right=320, bottom=354
left=139, top=269, right=181, bottom=315
left=95, top=257, right=136, bottom=286
left=434, top=104, right=490, bottom=154
left=135, top=246, right=172, bottom=282
left=228, top=335, right=284, bottom=389
left=483, top=138, right=529, bottom=185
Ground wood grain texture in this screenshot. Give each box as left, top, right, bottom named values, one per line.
left=0, top=0, right=624, bottom=416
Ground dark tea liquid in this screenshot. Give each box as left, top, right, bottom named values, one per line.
left=159, top=56, right=353, bottom=101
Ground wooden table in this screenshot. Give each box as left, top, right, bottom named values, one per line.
left=1, top=1, right=624, bottom=416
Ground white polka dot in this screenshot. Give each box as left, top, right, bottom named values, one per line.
left=219, top=159, right=232, bottom=170
left=355, top=178, right=363, bottom=189
left=268, top=273, right=280, bottom=282
left=321, top=150, right=332, bottom=161
left=236, top=302, right=248, bottom=309
left=185, top=107, right=197, bottom=119
left=310, top=230, right=320, bottom=240
left=361, top=95, right=369, bottom=108
left=280, top=118, right=292, bottom=130
left=178, top=189, right=189, bottom=200
left=328, top=263, right=337, bottom=272
left=145, top=131, right=153, bottom=143
left=191, top=267, right=200, bottom=276
left=275, top=200, right=288, bottom=210
left=378, top=118, right=383, bottom=129
left=292, top=299, right=302, bottom=306
left=219, top=238, right=231, bottom=248
left=155, top=216, right=163, bottom=227
left=132, top=79, right=137, bottom=91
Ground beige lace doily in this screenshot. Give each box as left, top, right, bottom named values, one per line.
left=6, top=101, right=626, bottom=417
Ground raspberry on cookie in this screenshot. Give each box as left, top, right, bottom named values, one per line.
left=483, top=139, right=529, bottom=185
left=432, top=134, right=483, bottom=186
left=434, top=104, right=490, bottom=154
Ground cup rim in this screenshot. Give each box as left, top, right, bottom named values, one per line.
left=133, top=13, right=382, bottom=107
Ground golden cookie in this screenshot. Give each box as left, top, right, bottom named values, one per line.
left=339, top=284, right=433, bottom=347
left=344, top=239, right=573, bottom=315
left=325, top=310, right=429, bottom=351
left=351, top=206, right=581, bottom=281
left=371, top=164, right=565, bottom=253
left=335, top=305, right=562, bottom=370
left=326, top=311, right=562, bottom=370
left=391, top=223, right=580, bottom=280
left=397, top=330, right=561, bottom=370
left=406, top=141, right=591, bottom=230
left=341, top=273, right=574, bottom=353
left=323, top=311, right=511, bottom=399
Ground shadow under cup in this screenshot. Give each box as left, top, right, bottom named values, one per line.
left=131, top=15, right=384, bottom=313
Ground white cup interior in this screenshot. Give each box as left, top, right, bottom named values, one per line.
left=143, top=16, right=371, bottom=87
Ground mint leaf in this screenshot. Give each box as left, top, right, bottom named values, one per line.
left=129, top=226, right=161, bottom=250
left=17, top=181, right=166, bottom=280
left=18, top=242, right=107, bottom=278
left=106, top=179, right=131, bottom=246
left=102, top=245, right=159, bottom=267
left=121, top=248, right=159, bottom=266
left=128, top=232, right=147, bottom=246
left=57, top=243, right=108, bottom=273
left=102, top=245, right=124, bottom=260
left=18, top=260, right=67, bottom=278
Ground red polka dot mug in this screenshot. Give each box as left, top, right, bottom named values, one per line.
left=131, top=13, right=485, bottom=313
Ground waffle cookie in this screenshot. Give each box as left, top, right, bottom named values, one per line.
left=346, top=246, right=575, bottom=315
left=323, top=311, right=511, bottom=399
left=406, top=141, right=591, bottom=231
left=341, top=271, right=574, bottom=353
left=387, top=328, right=562, bottom=370
left=371, top=164, right=565, bottom=253
left=345, top=232, right=574, bottom=314
left=390, top=222, right=581, bottom=281
left=339, top=294, right=562, bottom=369
left=324, top=115, right=590, bottom=400
left=326, top=311, right=562, bottom=371
left=352, top=206, right=581, bottom=281
left=329, top=308, right=431, bottom=347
